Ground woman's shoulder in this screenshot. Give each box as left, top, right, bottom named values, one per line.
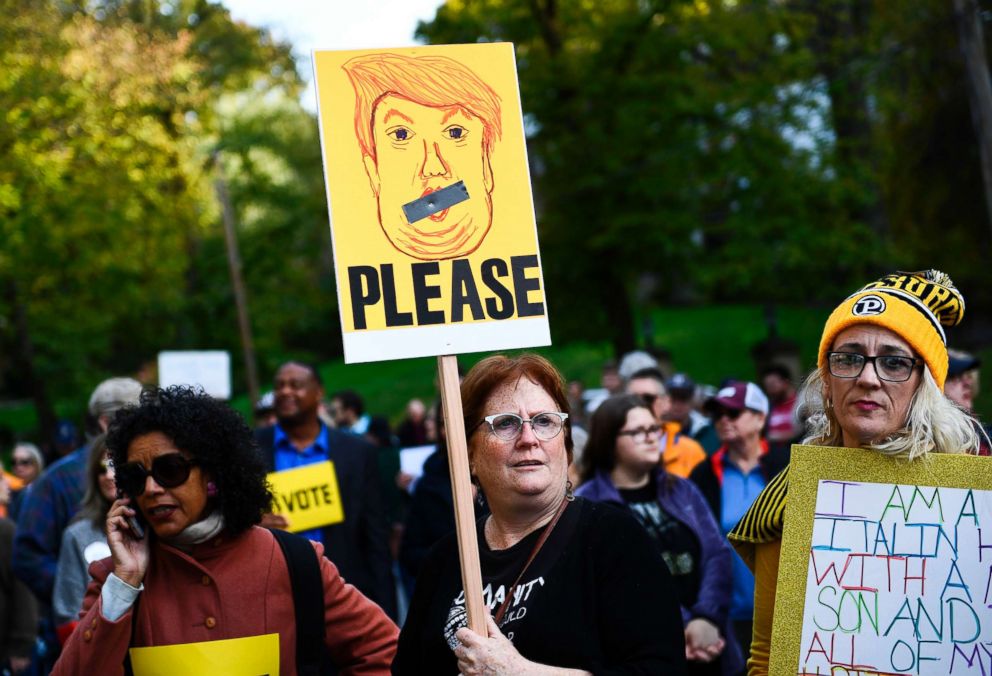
left=570, top=497, right=648, bottom=542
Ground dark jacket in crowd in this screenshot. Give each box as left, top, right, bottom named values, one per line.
left=1, top=518, right=37, bottom=666
left=399, top=446, right=486, bottom=582
left=576, top=469, right=744, bottom=675
left=255, top=425, right=397, bottom=619
left=689, top=440, right=791, bottom=522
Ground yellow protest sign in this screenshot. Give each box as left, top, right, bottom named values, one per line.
left=313, top=43, right=551, bottom=363
left=266, top=461, right=344, bottom=532
left=770, top=445, right=992, bottom=675
left=129, top=633, right=278, bottom=675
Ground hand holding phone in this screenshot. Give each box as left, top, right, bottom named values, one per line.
left=108, top=493, right=150, bottom=588
left=116, top=489, right=145, bottom=540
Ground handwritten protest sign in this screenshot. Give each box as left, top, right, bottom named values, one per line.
left=312, top=43, right=550, bottom=364
left=266, top=461, right=344, bottom=533
left=129, top=633, right=278, bottom=675
left=771, top=446, right=992, bottom=675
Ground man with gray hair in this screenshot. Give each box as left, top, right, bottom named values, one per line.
left=12, top=377, right=141, bottom=664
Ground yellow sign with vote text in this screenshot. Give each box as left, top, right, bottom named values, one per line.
left=266, top=461, right=345, bottom=532
left=129, top=632, right=279, bottom=675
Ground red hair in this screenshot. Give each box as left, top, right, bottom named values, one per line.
left=461, top=354, right=573, bottom=463
left=342, top=53, right=502, bottom=163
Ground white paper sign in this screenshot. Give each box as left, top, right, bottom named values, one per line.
left=157, top=351, right=231, bottom=399
left=400, top=445, right=436, bottom=479
left=798, top=479, right=992, bottom=674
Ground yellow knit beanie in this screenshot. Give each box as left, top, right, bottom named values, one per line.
left=817, top=270, right=965, bottom=390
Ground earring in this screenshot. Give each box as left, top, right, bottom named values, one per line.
left=565, top=479, right=575, bottom=501
left=207, top=481, right=218, bottom=497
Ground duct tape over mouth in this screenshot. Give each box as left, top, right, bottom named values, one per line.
left=402, top=181, right=470, bottom=223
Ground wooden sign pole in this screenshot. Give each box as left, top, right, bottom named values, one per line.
left=436, top=354, right=487, bottom=633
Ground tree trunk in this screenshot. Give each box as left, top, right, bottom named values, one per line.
left=803, top=0, right=889, bottom=239
left=214, top=169, right=260, bottom=408
left=953, top=0, right=992, bottom=246
left=5, top=281, right=57, bottom=445
left=600, top=267, right=637, bottom=356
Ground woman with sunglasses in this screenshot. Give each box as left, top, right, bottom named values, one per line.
left=52, top=436, right=114, bottom=644
left=729, top=270, right=981, bottom=675
left=394, top=354, right=686, bottom=674
left=53, top=386, right=397, bottom=675
left=576, top=394, right=742, bottom=675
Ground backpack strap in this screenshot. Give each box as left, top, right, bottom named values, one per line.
left=270, top=528, right=328, bottom=675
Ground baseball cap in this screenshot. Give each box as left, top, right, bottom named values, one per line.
left=54, top=419, right=77, bottom=445
left=947, top=352, right=980, bottom=379
left=665, top=373, right=696, bottom=399
left=88, top=378, right=143, bottom=418
left=704, top=381, right=769, bottom=416
left=618, top=351, right=659, bottom=382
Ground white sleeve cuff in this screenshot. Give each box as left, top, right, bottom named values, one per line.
left=100, top=573, right=143, bottom=622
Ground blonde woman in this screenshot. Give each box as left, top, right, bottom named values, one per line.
left=730, top=270, right=980, bottom=675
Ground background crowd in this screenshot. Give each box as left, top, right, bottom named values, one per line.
left=1, top=324, right=987, bottom=673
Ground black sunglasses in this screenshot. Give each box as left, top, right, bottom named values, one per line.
left=711, top=407, right=743, bottom=421
left=115, top=454, right=198, bottom=497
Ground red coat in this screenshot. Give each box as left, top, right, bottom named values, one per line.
left=52, top=526, right=398, bottom=675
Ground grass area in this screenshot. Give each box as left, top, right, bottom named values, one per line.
left=645, top=304, right=826, bottom=385
left=5, top=303, right=991, bottom=439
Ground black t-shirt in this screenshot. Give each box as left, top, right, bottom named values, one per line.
left=618, top=477, right=702, bottom=609
left=393, top=498, right=687, bottom=675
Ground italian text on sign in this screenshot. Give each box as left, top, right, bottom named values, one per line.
left=266, top=461, right=344, bottom=533
left=313, top=43, right=551, bottom=363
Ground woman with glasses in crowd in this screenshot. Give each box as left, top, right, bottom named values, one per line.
left=394, top=354, right=687, bottom=674
left=53, top=386, right=397, bottom=676
left=52, top=436, right=114, bottom=644
left=576, top=394, right=742, bottom=675
left=730, top=270, right=981, bottom=675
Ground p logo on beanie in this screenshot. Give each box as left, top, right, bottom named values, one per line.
left=852, top=295, right=886, bottom=317
left=818, top=270, right=965, bottom=390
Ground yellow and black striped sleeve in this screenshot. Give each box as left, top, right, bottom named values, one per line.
left=728, top=464, right=790, bottom=570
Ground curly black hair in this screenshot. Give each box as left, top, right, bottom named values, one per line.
left=106, top=385, right=272, bottom=538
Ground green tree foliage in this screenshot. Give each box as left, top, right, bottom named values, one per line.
left=418, top=0, right=987, bottom=352
left=0, top=0, right=329, bottom=438
left=0, top=0, right=209, bottom=434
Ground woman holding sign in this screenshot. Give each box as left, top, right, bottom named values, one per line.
left=731, top=270, right=981, bottom=675
left=576, top=394, right=743, bottom=675
left=394, top=354, right=687, bottom=674
left=53, top=386, right=397, bottom=676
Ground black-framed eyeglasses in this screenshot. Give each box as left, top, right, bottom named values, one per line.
left=827, top=352, right=920, bottom=383
left=617, top=424, right=662, bottom=441
left=475, top=412, right=569, bottom=441
left=11, top=458, right=35, bottom=467
left=115, top=453, right=198, bottom=497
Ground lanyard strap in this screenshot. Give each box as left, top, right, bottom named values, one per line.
left=492, top=496, right=571, bottom=626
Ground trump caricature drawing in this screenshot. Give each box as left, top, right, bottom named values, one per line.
left=343, top=53, right=502, bottom=261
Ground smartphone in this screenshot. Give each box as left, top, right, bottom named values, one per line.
left=116, top=489, right=146, bottom=540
